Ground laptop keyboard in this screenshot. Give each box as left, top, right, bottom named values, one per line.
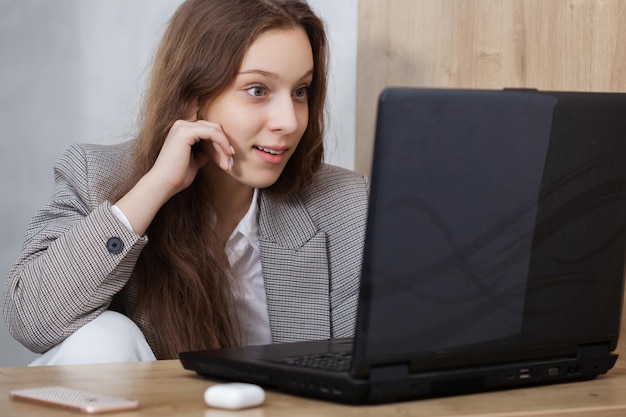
left=271, top=351, right=353, bottom=372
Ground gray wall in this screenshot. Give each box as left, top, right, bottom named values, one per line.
left=0, top=0, right=357, bottom=366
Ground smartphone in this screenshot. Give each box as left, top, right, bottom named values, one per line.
left=10, top=386, right=139, bottom=414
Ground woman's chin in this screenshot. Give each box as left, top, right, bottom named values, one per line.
left=231, top=170, right=282, bottom=190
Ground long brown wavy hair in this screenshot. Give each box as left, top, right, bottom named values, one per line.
left=125, top=0, right=329, bottom=359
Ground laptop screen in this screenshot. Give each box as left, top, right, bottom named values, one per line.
left=353, top=88, right=626, bottom=375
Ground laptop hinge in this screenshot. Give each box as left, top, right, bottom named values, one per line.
left=368, top=363, right=411, bottom=402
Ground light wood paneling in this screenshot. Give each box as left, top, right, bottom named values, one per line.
left=356, top=0, right=626, bottom=368
left=356, top=0, right=626, bottom=173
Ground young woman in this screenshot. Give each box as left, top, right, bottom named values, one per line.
left=3, top=0, right=369, bottom=365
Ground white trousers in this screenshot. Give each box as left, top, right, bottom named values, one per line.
left=29, top=311, right=156, bottom=366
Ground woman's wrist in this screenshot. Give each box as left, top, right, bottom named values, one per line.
left=115, top=172, right=173, bottom=235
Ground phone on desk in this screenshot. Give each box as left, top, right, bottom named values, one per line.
left=10, top=386, right=139, bottom=414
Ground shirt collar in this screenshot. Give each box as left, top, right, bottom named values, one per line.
left=226, top=188, right=259, bottom=251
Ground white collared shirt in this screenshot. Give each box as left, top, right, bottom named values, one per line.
left=112, top=188, right=271, bottom=346
left=223, top=188, right=272, bottom=345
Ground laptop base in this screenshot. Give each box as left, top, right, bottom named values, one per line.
left=180, top=343, right=617, bottom=404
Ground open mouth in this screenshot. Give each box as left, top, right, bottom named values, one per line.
left=254, top=145, right=286, bottom=155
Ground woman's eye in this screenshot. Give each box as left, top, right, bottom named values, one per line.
left=246, top=86, right=266, bottom=97
left=294, top=87, right=308, bottom=99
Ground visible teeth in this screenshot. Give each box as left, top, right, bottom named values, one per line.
left=255, top=146, right=284, bottom=155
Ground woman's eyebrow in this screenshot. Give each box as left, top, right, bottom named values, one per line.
left=238, top=68, right=314, bottom=81
left=239, top=69, right=278, bottom=79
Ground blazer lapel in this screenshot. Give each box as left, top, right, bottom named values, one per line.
left=258, top=191, right=331, bottom=343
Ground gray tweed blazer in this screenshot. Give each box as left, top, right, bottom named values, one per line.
left=3, top=141, right=369, bottom=354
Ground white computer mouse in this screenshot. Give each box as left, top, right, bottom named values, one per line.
left=204, top=383, right=265, bottom=410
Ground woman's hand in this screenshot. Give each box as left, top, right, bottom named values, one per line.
left=114, top=119, right=234, bottom=235
left=150, top=119, right=235, bottom=198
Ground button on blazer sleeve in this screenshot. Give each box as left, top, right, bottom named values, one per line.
left=2, top=141, right=148, bottom=354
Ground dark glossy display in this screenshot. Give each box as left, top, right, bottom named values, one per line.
left=354, top=88, right=626, bottom=376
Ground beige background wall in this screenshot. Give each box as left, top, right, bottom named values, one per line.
left=356, top=0, right=626, bottom=367
left=356, top=0, right=626, bottom=174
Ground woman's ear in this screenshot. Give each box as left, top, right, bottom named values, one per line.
left=186, top=97, right=201, bottom=121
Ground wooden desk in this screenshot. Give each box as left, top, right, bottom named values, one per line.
left=2, top=360, right=626, bottom=417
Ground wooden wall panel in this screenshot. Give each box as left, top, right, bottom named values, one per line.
left=356, top=0, right=626, bottom=367
left=356, top=0, right=626, bottom=173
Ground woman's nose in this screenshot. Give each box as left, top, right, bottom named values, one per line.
left=267, top=93, right=300, bottom=134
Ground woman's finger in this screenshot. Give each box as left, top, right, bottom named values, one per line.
left=193, top=120, right=235, bottom=171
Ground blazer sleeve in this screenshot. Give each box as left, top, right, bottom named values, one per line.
left=2, top=143, right=148, bottom=353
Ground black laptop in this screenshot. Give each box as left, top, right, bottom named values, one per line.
left=179, top=87, right=626, bottom=404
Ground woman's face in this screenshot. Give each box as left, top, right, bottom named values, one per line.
left=203, top=27, right=314, bottom=190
